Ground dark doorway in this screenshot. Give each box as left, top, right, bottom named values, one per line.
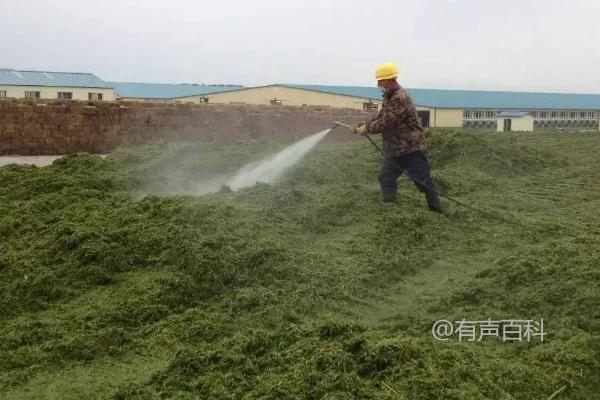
left=503, top=119, right=512, bottom=132
left=417, top=111, right=430, bottom=127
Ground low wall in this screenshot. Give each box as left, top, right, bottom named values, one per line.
left=0, top=99, right=372, bottom=155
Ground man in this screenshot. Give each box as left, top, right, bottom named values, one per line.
left=353, top=62, right=442, bottom=213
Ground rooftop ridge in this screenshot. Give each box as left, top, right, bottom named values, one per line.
left=109, top=81, right=243, bottom=87
left=280, top=83, right=600, bottom=97
left=0, top=68, right=96, bottom=75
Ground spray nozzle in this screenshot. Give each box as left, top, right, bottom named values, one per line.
left=332, top=121, right=353, bottom=131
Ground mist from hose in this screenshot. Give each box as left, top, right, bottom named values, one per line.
left=225, top=128, right=330, bottom=191
left=185, top=128, right=330, bottom=196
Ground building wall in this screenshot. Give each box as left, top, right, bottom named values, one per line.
left=534, top=119, right=599, bottom=130
left=119, top=97, right=189, bottom=103
left=497, top=119, right=506, bottom=132
left=512, top=115, right=534, bottom=131
left=0, top=85, right=116, bottom=101
left=185, top=86, right=380, bottom=110
left=431, top=108, right=463, bottom=127
left=178, top=86, right=463, bottom=128
left=465, top=109, right=600, bottom=130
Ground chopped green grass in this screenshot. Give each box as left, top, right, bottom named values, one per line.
left=1, top=130, right=598, bottom=399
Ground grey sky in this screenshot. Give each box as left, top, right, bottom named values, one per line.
left=2, top=0, right=599, bottom=93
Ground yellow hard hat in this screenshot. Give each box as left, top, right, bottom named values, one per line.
left=375, top=62, right=399, bottom=80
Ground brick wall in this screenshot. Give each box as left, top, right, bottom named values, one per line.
left=0, top=99, right=372, bottom=155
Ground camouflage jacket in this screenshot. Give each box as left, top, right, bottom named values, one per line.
left=365, top=83, right=427, bottom=157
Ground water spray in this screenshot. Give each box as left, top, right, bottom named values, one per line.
left=226, top=128, right=331, bottom=190
left=190, top=128, right=331, bottom=195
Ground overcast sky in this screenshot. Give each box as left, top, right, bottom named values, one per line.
left=2, top=0, right=599, bottom=93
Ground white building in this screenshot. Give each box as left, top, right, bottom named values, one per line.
left=0, top=68, right=115, bottom=101
left=497, top=111, right=534, bottom=132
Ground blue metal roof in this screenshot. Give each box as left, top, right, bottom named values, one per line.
left=280, top=84, right=600, bottom=110
left=498, top=111, right=530, bottom=118
left=280, top=84, right=382, bottom=100
left=110, top=82, right=244, bottom=99
left=0, top=68, right=111, bottom=88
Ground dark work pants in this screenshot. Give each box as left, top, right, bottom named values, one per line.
left=378, top=151, right=438, bottom=203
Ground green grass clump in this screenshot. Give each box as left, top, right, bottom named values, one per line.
left=0, top=129, right=598, bottom=399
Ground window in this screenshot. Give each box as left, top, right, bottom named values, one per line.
left=0, top=90, right=6, bottom=98
left=485, top=111, right=496, bottom=119
left=570, top=112, right=576, bottom=118
left=88, top=92, right=103, bottom=101
left=270, top=97, right=283, bottom=105
left=25, top=91, right=40, bottom=99
left=363, top=102, right=379, bottom=111
left=57, top=91, right=73, bottom=100
left=551, top=111, right=558, bottom=118
left=579, top=112, right=586, bottom=118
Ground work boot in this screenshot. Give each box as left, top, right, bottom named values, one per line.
left=426, top=192, right=442, bottom=213
left=382, top=194, right=397, bottom=207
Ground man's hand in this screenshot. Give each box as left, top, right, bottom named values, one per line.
left=352, top=124, right=367, bottom=136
